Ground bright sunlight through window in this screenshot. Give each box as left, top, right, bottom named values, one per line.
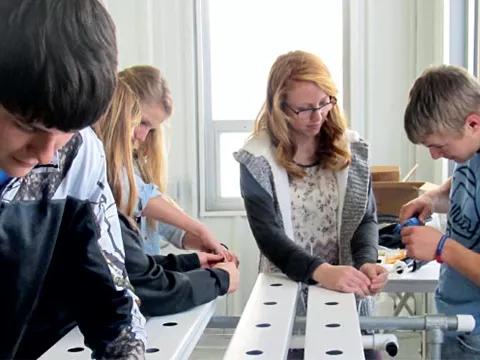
left=203, top=0, right=343, bottom=203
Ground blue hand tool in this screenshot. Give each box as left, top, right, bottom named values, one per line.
left=394, top=217, right=423, bottom=234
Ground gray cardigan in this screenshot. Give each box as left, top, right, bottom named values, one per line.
left=234, top=130, right=378, bottom=284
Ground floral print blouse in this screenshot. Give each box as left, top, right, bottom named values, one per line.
left=289, top=165, right=339, bottom=265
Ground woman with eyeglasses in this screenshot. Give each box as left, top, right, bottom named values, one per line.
left=235, top=50, right=388, bottom=299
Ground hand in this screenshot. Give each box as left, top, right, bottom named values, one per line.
left=222, top=249, right=240, bottom=268
left=399, top=194, right=434, bottom=223
left=183, top=225, right=240, bottom=266
left=401, top=225, right=444, bottom=261
left=197, top=252, right=225, bottom=268
left=213, top=261, right=240, bottom=293
left=312, top=263, right=372, bottom=297
left=359, top=263, right=389, bottom=294
left=183, top=224, right=224, bottom=254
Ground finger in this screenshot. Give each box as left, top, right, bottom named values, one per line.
left=369, top=276, right=388, bottom=292
left=214, top=247, right=226, bottom=255
left=230, top=253, right=240, bottom=267
left=359, top=280, right=371, bottom=296
left=401, top=233, right=414, bottom=245
left=206, top=254, right=223, bottom=263
left=208, top=251, right=222, bottom=258
left=369, top=284, right=383, bottom=294
left=359, top=265, right=375, bottom=279
left=375, top=266, right=389, bottom=276
left=354, top=269, right=372, bottom=285
left=405, top=245, right=415, bottom=258
left=369, top=283, right=383, bottom=293
left=207, top=255, right=225, bottom=267
left=367, top=265, right=384, bottom=278
left=351, top=284, right=367, bottom=297
left=372, top=273, right=388, bottom=286
left=349, top=276, right=371, bottom=296
left=226, top=252, right=237, bottom=263
left=399, top=204, right=416, bottom=223
left=376, top=272, right=389, bottom=282
left=418, top=208, right=431, bottom=223
left=338, top=283, right=360, bottom=296
left=400, top=226, right=414, bottom=236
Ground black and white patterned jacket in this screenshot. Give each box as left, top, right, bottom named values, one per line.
left=0, top=127, right=146, bottom=359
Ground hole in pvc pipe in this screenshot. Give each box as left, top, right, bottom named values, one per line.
left=163, top=322, right=178, bottom=326
left=246, top=350, right=263, bottom=355
left=67, top=347, right=85, bottom=353
left=256, top=323, right=271, bottom=328
left=270, top=283, right=283, bottom=286
left=325, top=301, right=339, bottom=305
left=325, top=323, right=341, bottom=328
left=146, top=348, right=160, bottom=353
left=326, top=349, right=343, bottom=355
left=263, top=301, right=277, bottom=305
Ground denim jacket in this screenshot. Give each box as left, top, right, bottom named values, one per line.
left=125, top=170, right=185, bottom=255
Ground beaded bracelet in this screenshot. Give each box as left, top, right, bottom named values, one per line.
left=435, top=234, right=449, bottom=263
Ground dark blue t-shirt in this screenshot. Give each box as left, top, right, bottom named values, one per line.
left=0, top=170, right=11, bottom=193
left=436, top=153, right=480, bottom=334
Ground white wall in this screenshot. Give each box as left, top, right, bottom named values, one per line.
left=104, top=0, right=199, bottom=215
left=346, top=0, right=446, bottom=182
left=104, top=0, right=447, bottom=315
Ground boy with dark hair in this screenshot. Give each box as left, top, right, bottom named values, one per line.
left=0, top=0, right=146, bottom=358
left=401, top=64, right=480, bottom=358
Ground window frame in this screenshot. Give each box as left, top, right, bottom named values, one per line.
left=196, top=0, right=252, bottom=215
left=196, top=0, right=351, bottom=216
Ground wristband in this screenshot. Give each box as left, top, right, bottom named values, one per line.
left=435, top=234, right=449, bottom=263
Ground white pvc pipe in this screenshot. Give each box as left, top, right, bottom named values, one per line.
left=456, top=315, right=476, bottom=332
left=362, top=334, right=399, bottom=357
left=290, top=333, right=400, bottom=357
left=382, top=261, right=409, bottom=275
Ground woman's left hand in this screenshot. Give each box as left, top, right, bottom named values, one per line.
left=359, top=263, right=389, bottom=294
left=183, top=225, right=240, bottom=266
left=183, top=224, right=223, bottom=253
left=197, top=252, right=225, bottom=268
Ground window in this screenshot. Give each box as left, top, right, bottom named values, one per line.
left=197, top=0, right=344, bottom=213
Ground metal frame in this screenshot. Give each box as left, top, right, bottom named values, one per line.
left=224, top=271, right=475, bottom=360
left=42, top=270, right=475, bottom=360
left=195, top=0, right=251, bottom=215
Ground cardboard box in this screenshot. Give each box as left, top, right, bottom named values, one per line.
left=372, top=181, right=438, bottom=217
left=371, top=165, right=400, bottom=182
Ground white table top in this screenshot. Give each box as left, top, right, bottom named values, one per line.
left=383, top=261, right=440, bottom=293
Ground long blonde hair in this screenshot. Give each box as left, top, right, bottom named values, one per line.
left=95, top=79, right=141, bottom=218
left=118, top=65, right=173, bottom=193
left=255, top=50, right=351, bottom=178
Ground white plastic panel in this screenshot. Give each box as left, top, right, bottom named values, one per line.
left=40, top=300, right=216, bottom=360
left=305, top=286, right=364, bottom=360
left=145, top=299, right=216, bottom=359
left=39, top=327, right=90, bottom=360
left=223, top=273, right=299, bottom=360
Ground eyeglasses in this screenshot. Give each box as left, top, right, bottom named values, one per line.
left=284, top=96, right=337, bottom=120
